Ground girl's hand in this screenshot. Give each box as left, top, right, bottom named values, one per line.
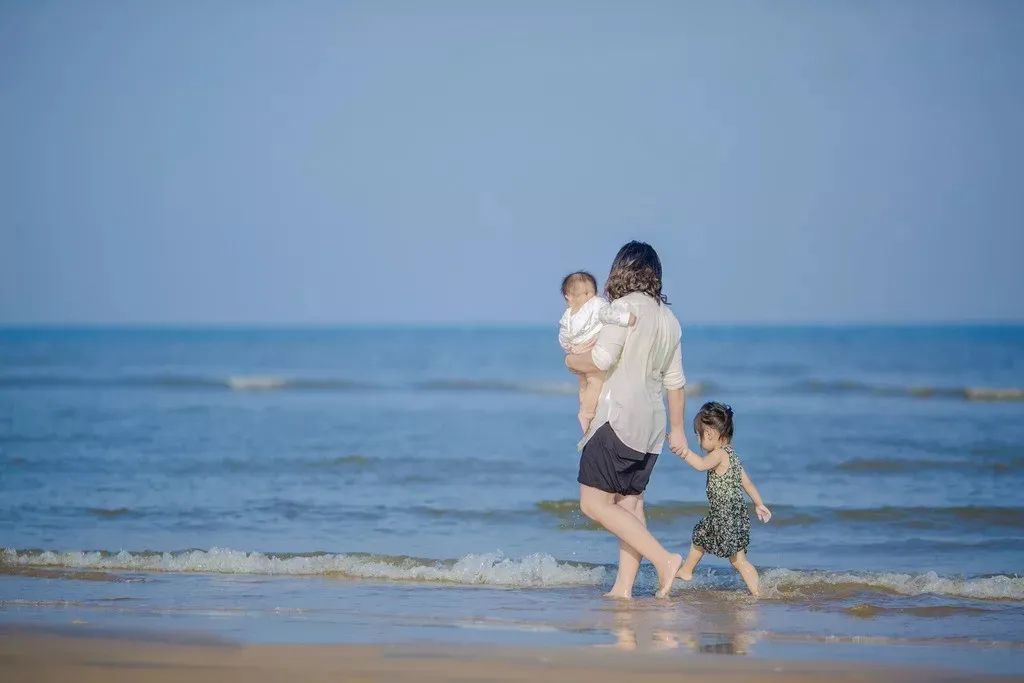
left=628, top=313, right=638, bottom=327
left=668, top=430, right=688, bottom=456
left=756, top=504, right=772, bottom=523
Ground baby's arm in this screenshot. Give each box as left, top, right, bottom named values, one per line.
left=558, top=309, right=573, bottom=353
left=598, top=301, right=637, bottom=328
left=679, top=447, right=724, bottom=472
left=741, top=467, right=772, bottom=522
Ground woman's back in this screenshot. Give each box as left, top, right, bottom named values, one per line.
left=584, top=292, right=685, bottom=454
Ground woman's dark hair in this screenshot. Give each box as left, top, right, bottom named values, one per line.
left=693, top=401, right=734, bottom=442
left=561, top=271, right=598, bottom=296
left=605, top=241, right=668, bottom=303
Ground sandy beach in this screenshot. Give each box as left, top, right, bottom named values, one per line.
left=4, top=629, right=1019, bottom=683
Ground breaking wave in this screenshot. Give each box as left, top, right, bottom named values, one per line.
left=0, top=548, right=606, bottom=588
left=5, top=547, right=1022, bottom=601
left=760, top=568, right=1024, bottom=601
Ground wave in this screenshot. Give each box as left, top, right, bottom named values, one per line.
left=844, top=603, right=996, bottom=618
left=535, top=499, right=1024, bottom=530
left=5, top=547, right=1022, bottom=602
left=0, top=374, right=368, bottom=392
left=796, top=379, right=1024, bottom=402
left=760, top=568, right=1024, bottom=601
left=0, top=374, right=710, bottom=398
left=0, top=548, right=607, bottom=588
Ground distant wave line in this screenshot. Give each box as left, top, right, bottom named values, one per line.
left=3, top=372, right=1021, bottom=401
left=795, top=379, right=1024, bottom=402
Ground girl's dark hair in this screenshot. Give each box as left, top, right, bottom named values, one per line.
left=561, top=271, right=598, bottom=296
left=693, top=401, right=734, bottom=441
left=605, top=241, right=668, bottom=304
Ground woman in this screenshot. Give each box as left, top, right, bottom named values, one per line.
left=566, top=241, right=688, bottom=598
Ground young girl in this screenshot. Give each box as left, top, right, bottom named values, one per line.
left=673, top=401, right=771, bottom=596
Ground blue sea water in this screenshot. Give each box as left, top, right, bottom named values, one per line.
left=1, top=325, right=1023, bottom=673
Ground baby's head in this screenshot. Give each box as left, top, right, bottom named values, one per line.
left=561, top=271, right=598, bottom=310
left=693, top=401, right=735, bottom=452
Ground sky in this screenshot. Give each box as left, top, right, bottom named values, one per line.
left=1, top=1, right=1022, bottom=325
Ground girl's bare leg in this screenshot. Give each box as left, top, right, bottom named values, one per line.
left=676, top=544, right=704, bottom=581
left=605, top=495, right=644, bottom=599
left=579, top=485, right=682, bottom=597
left=729, top=550, right=760, bottom=597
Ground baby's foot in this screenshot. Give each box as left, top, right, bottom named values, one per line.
left=655, top=553, right=684, bottom=598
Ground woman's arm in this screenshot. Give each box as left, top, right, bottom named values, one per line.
left=565, top=349, right=599, bottom=374
left=591, top=318, right=628, bottom=371
left=680, top=447, right=723, bottom=472
left=666, top=387, right=688, bottom=454
left=741, top=468, right=772, bottom=522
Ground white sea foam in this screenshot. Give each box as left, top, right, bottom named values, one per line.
left=761, top=568, right=1024, bottom=601
left=5, top=548, right=1022, bottom=599
left=0, top=548, right=607, bottom=588
left=225, top=375, right=288, bottom=391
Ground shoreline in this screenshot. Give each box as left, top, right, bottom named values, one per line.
left=3, top=628, right=1020, bottom=683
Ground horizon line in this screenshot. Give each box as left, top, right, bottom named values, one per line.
left=2, top=319, right=1023, bottom=330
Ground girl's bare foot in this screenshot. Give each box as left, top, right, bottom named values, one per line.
left=655, top=553, right=684, bottom=598
left=603, top=588, right=632, bottom=599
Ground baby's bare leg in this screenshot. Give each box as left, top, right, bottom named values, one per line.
left=729, top=550, right=760, bottom=597
left=676, top=544, right=704, bottom=581
left=578, top=372, right=603, bottom=433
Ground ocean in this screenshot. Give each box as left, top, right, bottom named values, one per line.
left=1, top=325, right=1023, bottom=674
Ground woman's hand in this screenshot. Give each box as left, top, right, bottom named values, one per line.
left=668, top=429, right=688, bottom=456
left=568, top=338, right=597, bottom=355
left=756, top=504, right=772, bottom=523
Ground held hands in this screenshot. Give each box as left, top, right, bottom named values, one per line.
left=756, top=504, right=772, bottom=524
left=667, top=430, right=688, bottom=457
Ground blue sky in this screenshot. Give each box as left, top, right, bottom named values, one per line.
left=2, top=1, right=1022, bottom=325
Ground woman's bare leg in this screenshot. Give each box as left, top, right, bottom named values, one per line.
left=579, top=485, right=682, bottom=597
left=676, top=544, right=704, bottom=581
left=729, top=550, right=760, bottom=597
left=605, top=495, right=644, bottom=599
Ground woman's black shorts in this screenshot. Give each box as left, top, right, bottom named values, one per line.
left=577, top=422, right=659, bottom=496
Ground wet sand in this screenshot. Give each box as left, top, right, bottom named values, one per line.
left=2, top=630, right=1018, bottom=683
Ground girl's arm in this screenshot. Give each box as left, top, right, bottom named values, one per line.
left=680, top=447, right=723, bottom=472
left=740, top=468, right=772, bottom=522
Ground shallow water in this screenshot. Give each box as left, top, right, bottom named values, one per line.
left=2, top=326, right=1023, bottom=673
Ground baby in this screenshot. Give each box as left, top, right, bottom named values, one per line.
left=559, top=271, right=635, bottom=433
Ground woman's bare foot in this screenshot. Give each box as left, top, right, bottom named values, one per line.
left=603, top=588, right=632, bottom=600
left=655, top=553, right=684, bottom=598
left=675, top=566, right=693, bottom=581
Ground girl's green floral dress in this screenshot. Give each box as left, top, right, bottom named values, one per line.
left=691, top=445, right=751, bottom=557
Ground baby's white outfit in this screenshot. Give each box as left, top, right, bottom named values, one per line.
left=558, top=296, right=631, bottom=352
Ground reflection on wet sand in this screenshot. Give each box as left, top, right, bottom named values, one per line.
left=596, top=596, right=760, bottom=655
